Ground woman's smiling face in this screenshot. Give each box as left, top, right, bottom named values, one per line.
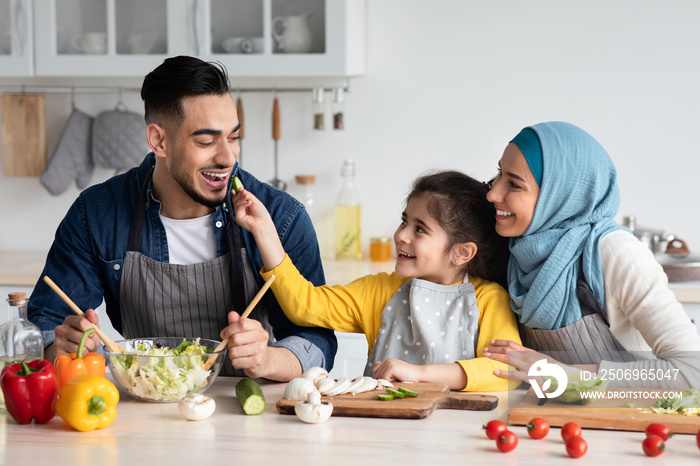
left=486, top=143, right=540, bottom=237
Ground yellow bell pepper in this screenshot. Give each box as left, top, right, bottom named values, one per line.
left=56, top=374, right=119, bottom=432
left=55, top=328, right=106, bottom=392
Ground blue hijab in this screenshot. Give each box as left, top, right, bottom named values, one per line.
left=508, top=121, right=622, bottom=330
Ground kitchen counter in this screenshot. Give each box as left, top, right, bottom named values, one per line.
left=3, top=377, right=699, bottom=465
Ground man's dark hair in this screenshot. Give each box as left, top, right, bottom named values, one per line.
left=141, top=55, right=230, bottom=127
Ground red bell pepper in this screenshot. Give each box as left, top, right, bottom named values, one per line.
left=1, top=359, right=58, bottom=424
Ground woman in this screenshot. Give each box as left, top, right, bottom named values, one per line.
left=483, top=121, right=700, bottom=389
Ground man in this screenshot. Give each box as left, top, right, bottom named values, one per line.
left=28, top=56, right=336, bottom=380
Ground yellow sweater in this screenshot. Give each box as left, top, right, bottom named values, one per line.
left=262, top=255, right=521, bottom=392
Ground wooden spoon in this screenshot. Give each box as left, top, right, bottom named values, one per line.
left=204, top=274, right=276, bottom=370
left=43, top=276, right=127, bottom=353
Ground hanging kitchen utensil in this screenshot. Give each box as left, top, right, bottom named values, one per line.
left=268, top=94, right=287, bottom=191
left=92, top=90, right=149, bottom=173
left=40, top=89, right=95, bottom=195
left=1, top=92, right=47, bottom=176
left=236, top=92, right=244, bottom=167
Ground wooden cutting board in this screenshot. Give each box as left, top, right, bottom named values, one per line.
left=508, top=387, right=700, bottom=434
left=1, top=93, right=47, bottom=176
left=276, top=382, right=498, bottom=419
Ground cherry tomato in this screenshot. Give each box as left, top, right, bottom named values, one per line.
left=483, top=420, right=508, bottom=440
left=527, top=417, right=550, bottom=439
left=566, top=436, right=588, bottom=458
left=645, top=423, right=673, bottom=441
left=697, top=429, right=700, bottom=449
left=642, top=435, right=665, bottom=457
left=495, top=430, right=518, bottom=453
left=561, top=422, right=583, bottom=442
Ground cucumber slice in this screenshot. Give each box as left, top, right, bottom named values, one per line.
left=236, top=378, right=266, bottom=415
left=377, top=393, right=394, bottom=401
left=397, top=386, right=419, bottom=397
left=385, top=388, right=405, bottom=399
left=231, top=176, right=244, bottom=193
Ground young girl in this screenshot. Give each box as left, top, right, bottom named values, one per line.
left=484, top=121, right=700, bottom=389
left=233, top=170, right=521, bottom=391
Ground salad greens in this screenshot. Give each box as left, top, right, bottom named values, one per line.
left=547, top=366, right=609, bottom=405
left=652, top=388, right=700, bottom=416
left=109, top=338, right=215, bottom=402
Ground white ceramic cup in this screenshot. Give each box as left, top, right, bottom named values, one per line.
left=128, top=33, right=157, bottom=54
left=240, top=37, right=264, bottom=53
left=73, top=32, right=107, bottom=54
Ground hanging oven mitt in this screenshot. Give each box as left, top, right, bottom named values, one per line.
left=40, top=107, right=94, bottom=195
left=91, top=107, right=149, bottom=171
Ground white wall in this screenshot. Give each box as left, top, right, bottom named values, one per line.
left=1, top=0, right=699, bottom=262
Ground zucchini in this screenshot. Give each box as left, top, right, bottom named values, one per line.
left=236, top=378, right=266, bottom=415
left=231, top=176, right=244, bottom=193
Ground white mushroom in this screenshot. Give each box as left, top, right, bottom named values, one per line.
left=315, top=377, right=336, bottom=395
left=178, top=394, right=216, bottom=421
left=324, top=377, right=352, bottom=396
left=301, top=366, right=329, bottom=384
left=283, top=377, right=319, bottom=401
left=295, top=390, right=333, bottom=424
left=344, top=376, right=367, bottom=395
left=353, top=377, right=379, bottom=394
left=376, top=379, right=394, bottom=389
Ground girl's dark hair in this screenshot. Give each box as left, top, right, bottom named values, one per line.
left=141, top=55, right=230, bottom=126
left=407, top=170, right=510, bottom=288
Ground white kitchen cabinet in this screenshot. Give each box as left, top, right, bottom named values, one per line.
left=329, top=332, right=368, bottom=379
left=0, top=0, right=34, bottom=76
left=30, top=0, right=365, bottom=78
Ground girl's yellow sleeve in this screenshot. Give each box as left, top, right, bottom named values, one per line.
left=261, top=255, right=408, bottom=350
left=456, top=278, right=522, bottom=392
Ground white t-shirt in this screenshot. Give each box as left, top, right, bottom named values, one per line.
left=160, top=213, right=217, bottom=265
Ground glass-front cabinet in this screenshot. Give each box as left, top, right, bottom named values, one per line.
left=30, top=0, right=365, bottom=77
left=0, top=0, right=33, bottom=76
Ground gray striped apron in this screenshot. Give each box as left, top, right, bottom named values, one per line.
left=519, top=278, right=636, bottom=365
left=119, top=169, right=271, bottom=376
left=365, top=275, right=479, bottom=376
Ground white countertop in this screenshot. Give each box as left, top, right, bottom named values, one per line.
left=3, top=376, right=699, bottom=465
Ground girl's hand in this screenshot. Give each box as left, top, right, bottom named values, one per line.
left=483, top=339, right=558, bottom=383
left=232, top=189, right=275, bottom=236
left=232, top=188, right=286, bottom=271
left=373, top=359, right=423, bottom=383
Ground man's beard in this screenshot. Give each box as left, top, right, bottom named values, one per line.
left=171, top=160, right=227, bottom=209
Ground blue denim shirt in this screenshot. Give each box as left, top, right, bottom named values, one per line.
left=28, top=153, right=337, bottom=372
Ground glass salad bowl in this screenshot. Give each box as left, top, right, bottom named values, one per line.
left=105, top=337, right=226, bottom=402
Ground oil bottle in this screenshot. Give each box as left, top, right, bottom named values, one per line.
left=334, top=159, right=362, bottom=260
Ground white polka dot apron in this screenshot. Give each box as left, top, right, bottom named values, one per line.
left=364, top=275, right=480, bottom=376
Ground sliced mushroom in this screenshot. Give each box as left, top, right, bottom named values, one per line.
left=301, top=366, right=329, bottom=385
left=315, top=377, right=336, bottom=395
left=344, top=376, right=367, bottom=395
left=324, top=377, right=352, bottom=397
left=283, top=377, right=319, bottom=401
left=376, top=379, right=394, bottom=389
left=354, top=377, right=379, bottom=394
left=295, top=390, right=333, bottom=424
